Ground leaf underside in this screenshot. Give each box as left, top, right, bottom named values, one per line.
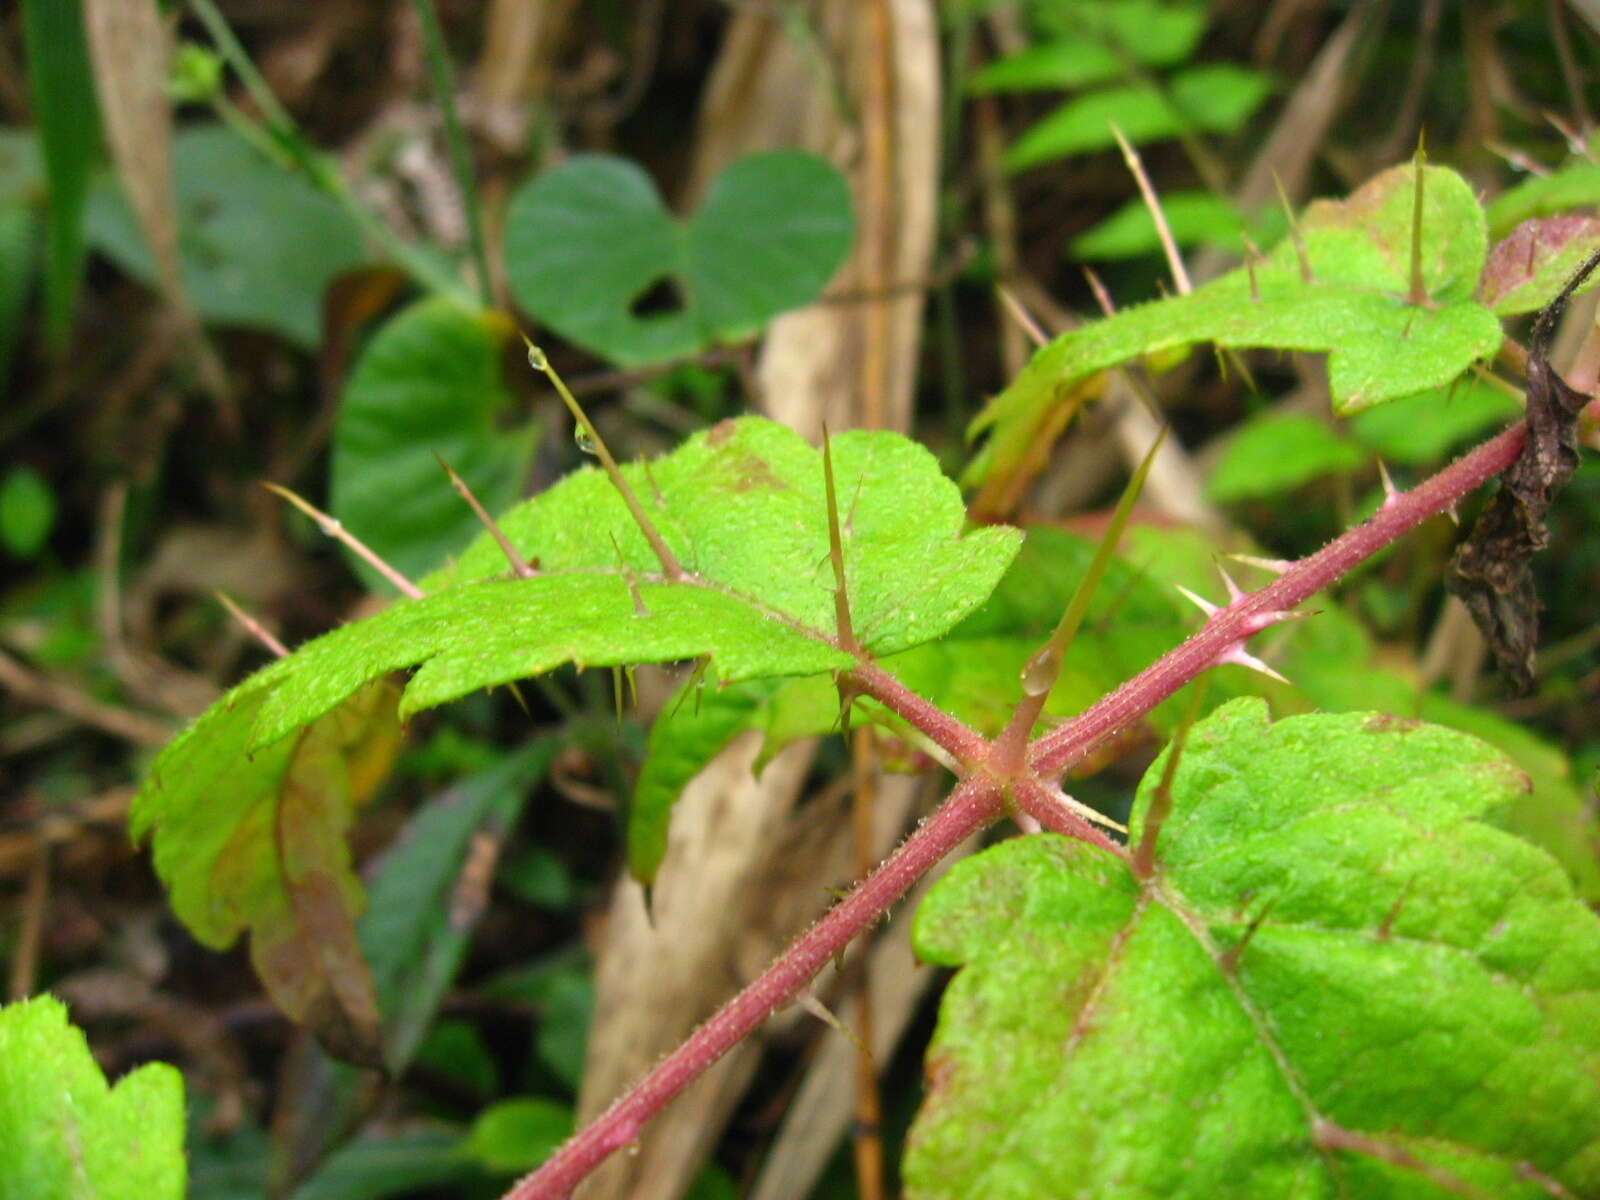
left=907, top=699, right=1600, bottom=1199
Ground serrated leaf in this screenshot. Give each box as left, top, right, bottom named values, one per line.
left=504, top=151, right=853, bottom=367
left=907, top=699, right=1600, bottom=1198
left=136, top=418, right=1019, bottom=917
left=131, top=679, right=403, bottom=1063
left=1206, top=412, right=1365, bottom=502
left=0, top=995, right=185, bottom=1200
left=629, top=525, right=1333, bottom=876
left=86, top=124, right=366, bottom=347
left=330, top=296, right=536, bottom=588
left=1477, top=215, right=1600, bottom=314
left=966, top=164, right=1502, bottom=491
left=1006, top=64, right=1271, bottom=171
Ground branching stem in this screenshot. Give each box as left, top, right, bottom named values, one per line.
left=501, top=419, right=1529, bottom=1199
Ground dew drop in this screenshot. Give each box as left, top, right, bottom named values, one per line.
left=526, top=342, right=550, bottom=373
left=574, top=424, right=598, bottom=456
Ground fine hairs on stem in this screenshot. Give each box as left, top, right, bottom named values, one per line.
left=502, top=416, right=1528, bottom=1200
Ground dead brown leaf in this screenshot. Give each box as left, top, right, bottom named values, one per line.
left=1447, top=250, right=1600, bottom=692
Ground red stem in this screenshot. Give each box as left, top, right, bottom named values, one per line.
left=1030, top=423, right=1526, bottom=777
left=505, top=775, right=1005, bottom=1199
left=501, top=420, right=1527, bottom=1199
left=846, top=660, right=991, bottom=765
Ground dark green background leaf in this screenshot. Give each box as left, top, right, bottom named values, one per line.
left=330, top=296, right=536, bottom=589
left=504, top=151, right=853, bottom=366
left=86, top=125, right=366, bottom=347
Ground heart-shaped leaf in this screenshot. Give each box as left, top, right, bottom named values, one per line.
left=86, top=124, right=366, bottom=347
left=503, top=152, right=854, bottom=366
left=135, top=417, right=1020, bottom=932
left=907, top=699, right=1600, bottom=1198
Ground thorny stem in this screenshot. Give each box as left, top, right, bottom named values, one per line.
left=503, top=419, right=1529, bottom=1199
left=1030, top=423, right=1527, bottom=777
left=506, top=775, right=1005, bottom=1199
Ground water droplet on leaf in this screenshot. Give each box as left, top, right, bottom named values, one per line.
left=526, top=342, right=549, bottom=372
left=574, top=424, right=598, bottom=456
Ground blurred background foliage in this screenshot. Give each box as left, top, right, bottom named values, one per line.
left=3, top=2, right=1600, bottom=1197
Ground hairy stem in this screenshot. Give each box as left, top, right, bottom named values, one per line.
left=845, top=660, right=990, bottom=766
left=505, top=775, right=1005, bottom=1199
left=501, top=418, right=1528, bottom=1199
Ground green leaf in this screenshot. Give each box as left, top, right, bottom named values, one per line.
left=413, top=1019, right=499, bottom=1098
left=966, top=164, right=1501, bottom=489
left=359, top=739, right=557, bottom=1071
left=0, top=201, right=36, bottom=399
left=533, top=968, right=594, bottom=1091
left=463, top=1098, right=573, bottom=1174
left=969, top=2, right=1205, bottom=93
left=629, top=525, right=1333, bottom=874
left=1069, top=190, right=1245, bottom=260
left=135, top=418, right=1019, bottom=948
left=630, top=677, right=775, bottom=883
left=504, top=151, right=854, bottom=366
left=86, top=124, right=366, bottom=347
left=1005, top=64, right=1271, bottom=170
left=287, top=1130, right=480, bottom=1200
left=21, top=0, right=100, bottom=347
left=0, top=465, right=56, bottom=558
left=1206, top=413, right=1365, bottom=502
left=330, top=297, right=536, bottom=589
left=0, top=995, right=185, bottom=1200
left=1477, top=215, right=1600, bottom=315
left=130, top=679, right=404, bottom=1063
left=908, top=700, right=1600, bottom=1198
left=1485, top=160, right=1600, bottom=238
left=1346, top=377, right=1519, bottom=465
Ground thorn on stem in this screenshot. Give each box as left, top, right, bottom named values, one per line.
left=1111, top=122, right=1191, bottom=296
left=1273, top=171, right=1314, bottom=285
left=821, top=425, right=861, bottom=655
left=1082, top=267, right=1117, bottom=318
left=996, top=284, right=1049, bottom=349
left=215, top=590, right=288, bottom=658
left=262, top=482, right=422, bottom=599
left=1408, top=134, right=1429, bottom=306
left=435, top=452, right=537, bottom=578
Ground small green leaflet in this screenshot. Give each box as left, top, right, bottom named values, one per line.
left=906, top=699, right=1600, bottom=1199
left=0, top=995, right=186, bottom=1200
left=965, top=163, right=1503, bottom=491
